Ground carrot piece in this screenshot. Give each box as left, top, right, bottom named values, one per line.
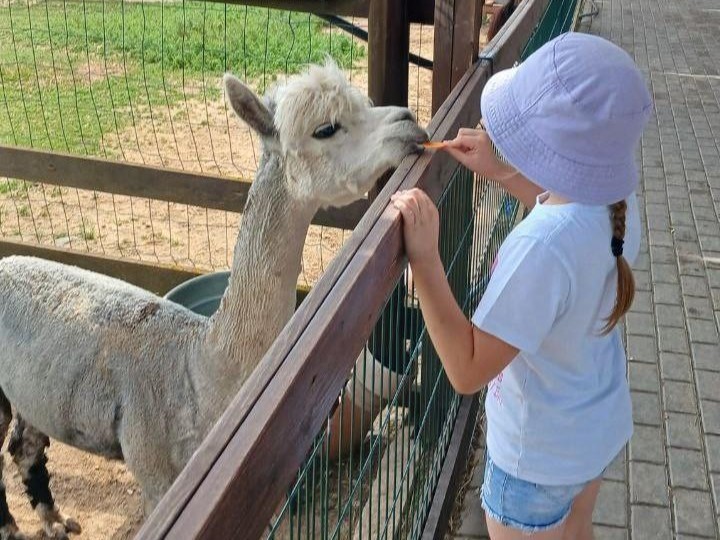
left=422, top=141, right=446, bottom=149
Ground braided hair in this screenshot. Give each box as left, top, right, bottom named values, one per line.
left=602, top=200, right=635, bottom=334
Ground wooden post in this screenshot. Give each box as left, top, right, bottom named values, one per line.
left=432, top=0, right=483, bottom=115
left=368, top=0, right=409, bottom=108
left=473, top=0, right=483, bottom=64
left=368, top=0, right=410, bottom=199
left=451, top=0, right=482, bottom=88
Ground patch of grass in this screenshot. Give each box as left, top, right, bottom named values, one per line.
left=17, top=204, right=29, bottom=217
left=80, top=218, right=95, bottom=241
left=0, top=3, right=364, bottom=156
left=0, top=179, right=31, bottom=196
left=0, top=180, right=21, bottom=194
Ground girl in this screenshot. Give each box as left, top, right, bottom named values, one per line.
left=391, top=33, right=652, bottom=539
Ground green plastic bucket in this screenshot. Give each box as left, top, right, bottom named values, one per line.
left=166, top=272, right=419, bottom=378
left=164, top=271, right=231, bottom=317
left=164, top=271, right=311, bottom=317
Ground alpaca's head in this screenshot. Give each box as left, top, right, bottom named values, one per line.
left=224, top=61, right=428, bottom=207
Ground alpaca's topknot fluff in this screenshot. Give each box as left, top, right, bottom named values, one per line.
left=270, top=60, right=367, bottom=147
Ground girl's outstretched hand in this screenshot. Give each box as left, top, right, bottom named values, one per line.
left=391, top=188, right=440, bottom=267
left=443, top=127, right=515, bottom=181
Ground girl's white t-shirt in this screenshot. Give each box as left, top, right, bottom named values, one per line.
left=472, top=192, right=640, bottom=486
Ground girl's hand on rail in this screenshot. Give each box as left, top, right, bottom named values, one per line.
left=442, top=126, right=516, bottom=182
left=391, top=188, right=440, bottom=268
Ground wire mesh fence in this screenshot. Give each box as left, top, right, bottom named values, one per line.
left=262, top=0, right=581, bottom=537
left=263, top=168, right=521, bottom=540
left=0, top=1, right=434, bottom=285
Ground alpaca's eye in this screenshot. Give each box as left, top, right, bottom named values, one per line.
left=312, top=123, right=340, bottom=139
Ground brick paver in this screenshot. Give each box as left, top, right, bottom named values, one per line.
left=448, top=0, right=720, bottom=537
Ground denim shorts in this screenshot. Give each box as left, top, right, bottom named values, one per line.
left=480, top=454, right=590, bottom=533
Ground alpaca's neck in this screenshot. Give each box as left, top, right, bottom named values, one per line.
left=197, top=152, right=317, bottom=420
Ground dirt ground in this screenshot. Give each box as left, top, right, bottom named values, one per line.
left=0, top=20, right=490, bottom=539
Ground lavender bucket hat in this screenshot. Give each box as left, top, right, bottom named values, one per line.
left=481, top=32, right=653, bottom=206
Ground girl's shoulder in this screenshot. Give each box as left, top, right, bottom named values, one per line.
left=500, top=202, right=617, bottom=285
left=518, top=200, right=616, bottom=247
left=510, top=203, right=578, bottom=245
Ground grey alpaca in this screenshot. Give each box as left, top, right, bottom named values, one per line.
left=0, top=62, right=427, bottom=540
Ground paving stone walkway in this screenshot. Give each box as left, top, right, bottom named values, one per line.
left=449, top=0, right=720, bottom=538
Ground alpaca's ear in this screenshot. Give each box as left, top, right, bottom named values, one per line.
left=223, top=73, right=276, bottom=137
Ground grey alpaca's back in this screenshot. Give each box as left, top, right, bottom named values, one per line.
left=0, top=256, right=207, bottom=459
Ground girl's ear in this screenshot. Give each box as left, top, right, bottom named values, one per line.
left=223, top=73, right=276, bottom=138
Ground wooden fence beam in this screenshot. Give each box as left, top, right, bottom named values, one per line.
left=0, top=239, right=314, bottom=302
left=0, top=146, right=369, bottom=230
left=0, top=240, right=200, bottom=295
left=202, top=0, right=435, bottom=24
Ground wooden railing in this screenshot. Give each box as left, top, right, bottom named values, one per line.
left=0, top=145, right=370, bottom=293
left=136, top=1, right=550, bottom=537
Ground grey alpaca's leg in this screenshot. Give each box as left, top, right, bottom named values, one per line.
left=0, top=390, right=26, bottom=540
left=117, top=414, right=177, bottom=517
left=123, top=450, right=174, bottom=517
left=8, top=418, right=81, bottom=540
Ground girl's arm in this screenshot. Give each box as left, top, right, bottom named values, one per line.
left=443, top=127, right=543, bottom=209
left=391, top=189, right=519, bottom=395
left=409, top=255, right=519, bottom=394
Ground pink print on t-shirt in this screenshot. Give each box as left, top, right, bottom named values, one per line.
left=491, top=254, right=499, bottom=275
left=489, top=372, right=503, bottom=406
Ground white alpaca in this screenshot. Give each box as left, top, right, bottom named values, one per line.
left=0, top=62, right=427, bottom=540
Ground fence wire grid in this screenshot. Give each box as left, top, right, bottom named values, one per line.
left=264, top=0, right=582, bottom=537
left=0, top=1, right=433, bottom=284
